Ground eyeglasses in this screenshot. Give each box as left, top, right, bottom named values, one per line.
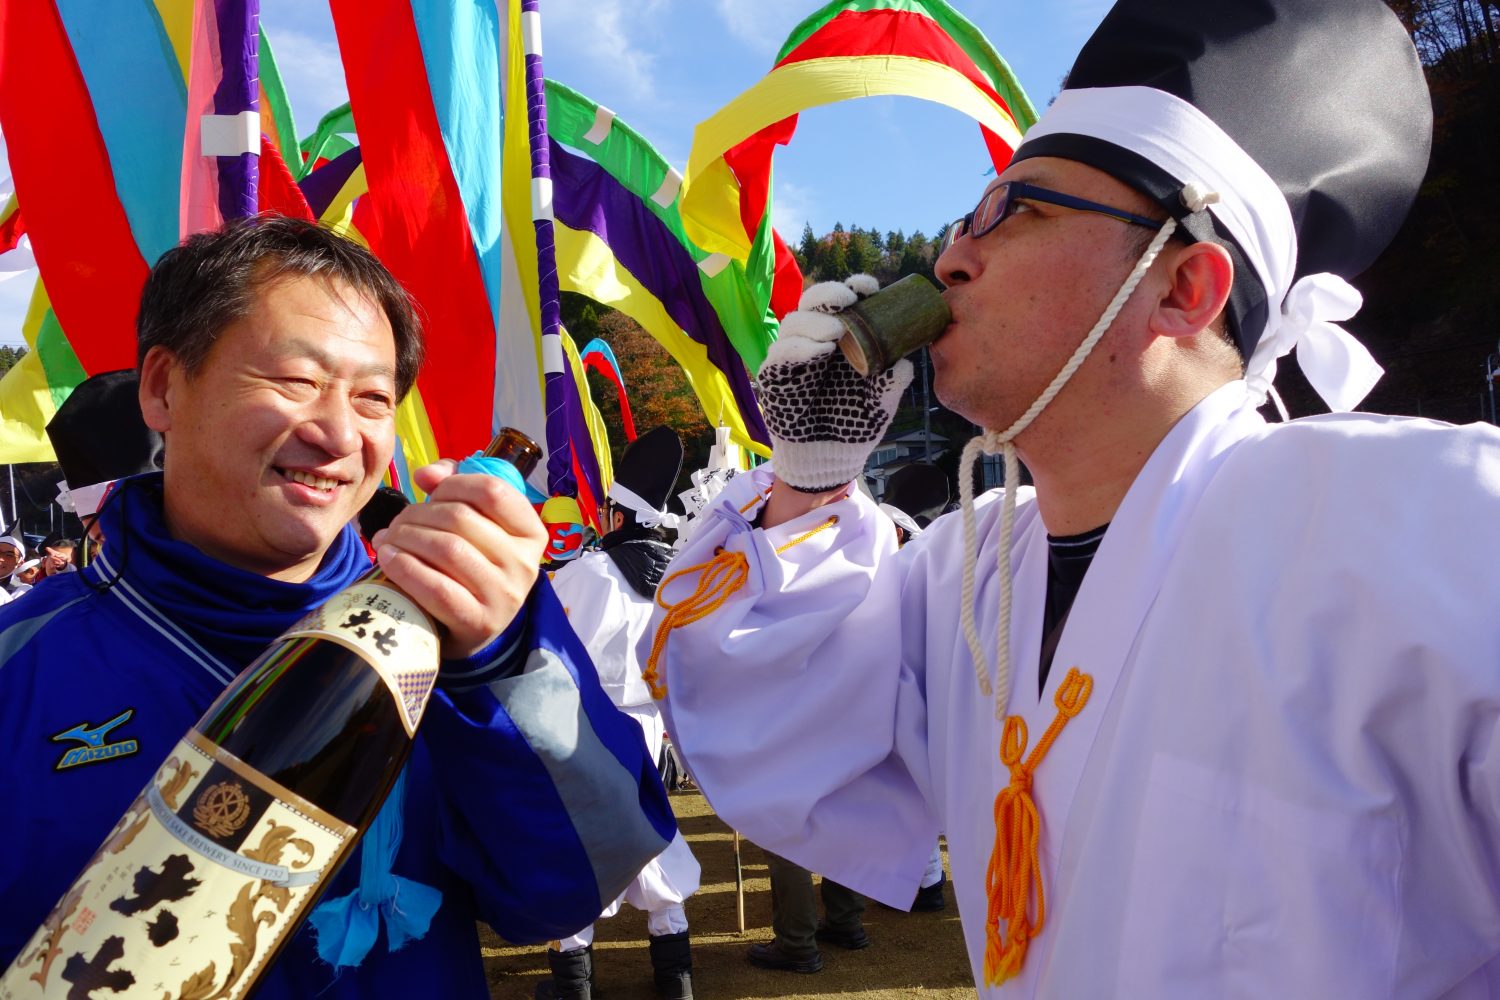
left=937, top=181, right=1166, bottom=256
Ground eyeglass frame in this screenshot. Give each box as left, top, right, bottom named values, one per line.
left=938, top=180, right=1167, bottom=256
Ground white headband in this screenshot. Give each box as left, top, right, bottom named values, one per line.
left=55, top=479, right=117, bottom=517
left=608, top=481, right=681, bottom=531
left=1021, top=86, right=1382, bottom=412
left=878, top=503, right=923, bottom=538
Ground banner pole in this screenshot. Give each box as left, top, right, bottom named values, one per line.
left=733, top=830, right=745, bottom=932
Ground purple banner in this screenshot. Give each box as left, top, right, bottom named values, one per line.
left=550, top=138, right=770, bottom=446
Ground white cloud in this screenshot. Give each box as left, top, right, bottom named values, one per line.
left=544, top=0, right=671, bottom=107
left=0, top=130, right=28, bottom=347
left=260, top=25, right=349, bottom=132
left=0, top=269, right=36, bottom=348
left=771, top=178, right=816, bottom=240
left=711, top=0, right=816, bottom=58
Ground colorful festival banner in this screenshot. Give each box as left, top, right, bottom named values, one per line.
left=0, top=280, right=87, bottom=461
left=550, top=137, right=771, bottom=459
left=330, top=0, right=604, bottom=516
left=680, top=0, right=1037, bottom=275
left=329, top=0, right=511, bottom=466
left=0, top=1, right=290, bottom=461
left=546, top=79, right=779, bottom=377
left=579, top=338, right=636, bottom=442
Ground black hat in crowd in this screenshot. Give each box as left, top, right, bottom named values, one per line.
left=1011, top=0, right=1431, bottom=411
left=607, top=426, right=685, bottom=530
left=880, top=462, right=952, bottom=535
left=46, top=370, right=164, bottom=517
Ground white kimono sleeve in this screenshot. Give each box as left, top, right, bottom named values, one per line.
left=651, top=468, right=939, bottom=907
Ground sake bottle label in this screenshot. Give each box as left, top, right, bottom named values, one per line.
left=0, top=733, right=356, bottom=1000
left=280, top=580, right=441, bottom=737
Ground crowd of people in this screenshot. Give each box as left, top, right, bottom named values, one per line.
left=0, top=532, right=82, bottom=603
left=3, top=0, right=1499, bottom=998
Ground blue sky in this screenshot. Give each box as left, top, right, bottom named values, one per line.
left=0, top=0, right=1110, bottom=347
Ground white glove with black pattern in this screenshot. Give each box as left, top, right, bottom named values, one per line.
left=757, top=275, right=914, bottom=493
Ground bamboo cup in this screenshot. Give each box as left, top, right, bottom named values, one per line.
left=836, top=274, right=951, bottom=376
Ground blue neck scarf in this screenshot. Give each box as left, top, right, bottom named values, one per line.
left=92, top=474, right=439, bottom=966
left=91, top=474, right=372, bottom=665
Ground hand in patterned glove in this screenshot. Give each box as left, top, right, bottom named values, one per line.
left=757, top=274, right=915, bottom=493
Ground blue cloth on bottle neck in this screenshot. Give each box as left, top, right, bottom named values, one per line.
left=456, top=453, right=547, bottom=503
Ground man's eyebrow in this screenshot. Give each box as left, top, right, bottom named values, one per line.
left=1004, top=169, right=1054, bottom=189
left=273, top=338, right=396, bottom=382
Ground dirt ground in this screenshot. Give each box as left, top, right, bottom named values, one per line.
left=480, top=789, right=975, bottom=999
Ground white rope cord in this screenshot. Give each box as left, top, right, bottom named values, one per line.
left=957, top=183, right=1219, bottom=719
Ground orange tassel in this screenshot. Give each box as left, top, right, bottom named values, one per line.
left=642, top=514, right=840, bottom=700
left=643, top=548, right=749, bottom=699
left=983, top=667, right=1092, bottom=986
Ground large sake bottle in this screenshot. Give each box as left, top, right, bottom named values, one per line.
left=0, top=428, right=542, bottom=1000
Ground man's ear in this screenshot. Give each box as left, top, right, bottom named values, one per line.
left=137, top=346, right=180, bottom=434
left=1149, top=241, right=1234, bottom=341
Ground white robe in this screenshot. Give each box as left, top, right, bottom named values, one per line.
left=652, top=381, right=1500, bottom=997
left=552, top=549, right=701, bottom=918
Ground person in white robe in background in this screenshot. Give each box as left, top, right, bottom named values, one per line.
left=546, top=427, right=700, bottom=1000
left=644, top=1, right=1500, bottom=997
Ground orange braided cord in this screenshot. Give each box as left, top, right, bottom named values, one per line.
left=982, top=667, right=1093, bottom=986
left=642, top=548, right=749, bottom=700
left=774, top=514, right=840, bottom=555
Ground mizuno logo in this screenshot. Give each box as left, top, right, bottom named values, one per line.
left=52, top=709, right=140, bottom=771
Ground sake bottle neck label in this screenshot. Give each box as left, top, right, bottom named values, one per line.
left=281, top=579, right=441, bottom=738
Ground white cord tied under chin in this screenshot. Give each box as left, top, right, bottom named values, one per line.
left=957, top=202, right=1194, bottom=720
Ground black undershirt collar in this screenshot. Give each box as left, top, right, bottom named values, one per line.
left=1039, top=523, right=1108, bottom=692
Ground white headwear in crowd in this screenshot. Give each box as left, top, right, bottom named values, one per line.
left=607, top=425, right=686, bottom=531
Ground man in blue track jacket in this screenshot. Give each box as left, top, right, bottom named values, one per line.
left=0, top=216, right=675, bottom=998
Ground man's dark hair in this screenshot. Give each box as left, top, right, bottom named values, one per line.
left=136, top=215, right=425, bottom=398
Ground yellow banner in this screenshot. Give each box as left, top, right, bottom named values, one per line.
left=0, top=281, right=62, bottom=463
left=554, top=223, right=770, bottom=461
left=682, top=54, right=1025, bottom=260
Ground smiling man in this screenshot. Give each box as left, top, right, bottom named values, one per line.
left=649, top=0, right=1500, bottom=997
left=0, top=216, right=675, bottom=998
left=138, top=266, right=405, bottom=582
